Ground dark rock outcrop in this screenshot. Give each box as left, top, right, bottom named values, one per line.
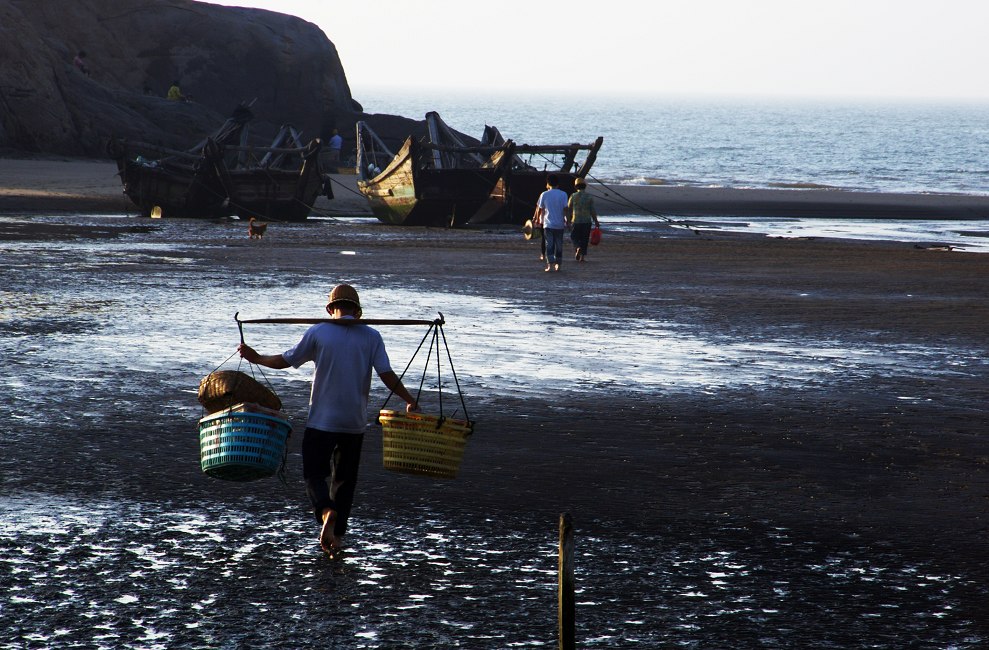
left=0, top=0, right=424, bottom=158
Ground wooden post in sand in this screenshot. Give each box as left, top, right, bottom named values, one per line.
left=559, top=512, right=575, bottom=650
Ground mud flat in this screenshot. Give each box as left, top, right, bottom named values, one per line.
left=2, top=213, right=987, bottom=564
left=2, top=162, right=988, bottom=646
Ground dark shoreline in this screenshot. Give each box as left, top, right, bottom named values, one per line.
left=3, top=156, right=989, bottom=220
left=590, top=183, right=989, bottom=219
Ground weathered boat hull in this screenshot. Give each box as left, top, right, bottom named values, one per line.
left=111, top=151, right=227, bottom=219
left=361, top=170, right=502, bottom=227
left=107, top=106, right=330, bottom=221
left=471, top=171, right=583, bottom=225
left=469, top=132, right=605, bottom=225
left=357, top=132, right=511, bottom=227
left=213, top=140, right=325, bottom=222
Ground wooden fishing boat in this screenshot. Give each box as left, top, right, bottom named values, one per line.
left=356, top=113, right=515, bottom=227
left=469, top=126, right=604, bottom=225
left=106, top=144, right=226, bottom=218
left=106, top=105, right=252, bottom=219
left=207, top=124, right=329, bottom=222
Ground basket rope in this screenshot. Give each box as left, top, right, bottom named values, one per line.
left=382, top=320, right=471, bottom=429
left=233, top=318, right=279, bottom=396
left=202, top=334, right=289, bottom=485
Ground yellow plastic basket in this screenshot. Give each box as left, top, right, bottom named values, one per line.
left=378, top=409, right=473, bottom=479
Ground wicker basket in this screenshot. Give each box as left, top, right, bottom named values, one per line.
left=198, top=370, right=282, bottom=414
left=198, top=403, right=291, bottom=481
left=378, top=409, right=473, bottom=479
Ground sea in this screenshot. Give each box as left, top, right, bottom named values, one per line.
left=356, top=89, right=989, bottom=250
left=356, top=89, right=989, bottom=195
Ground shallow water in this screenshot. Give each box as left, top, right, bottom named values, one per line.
left=1, top=215, right=987, bottom=648
left=672, top=216, right=989, bottom=253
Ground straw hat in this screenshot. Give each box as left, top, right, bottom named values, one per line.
left=326, top=283, right=362, bottom=316
left=522, top=219, right=535, bottom=240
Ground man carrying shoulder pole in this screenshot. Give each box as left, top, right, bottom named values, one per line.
left=238, top=283, right=418, bottom=557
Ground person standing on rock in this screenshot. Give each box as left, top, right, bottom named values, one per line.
left=73, top=51, right=90, bottom=76
left=167, top=81, right=188, bottom=101
left=237, top=284, right=419, bottom=557
left=567, top=178, right=600, bottom=262
left=536, top=174, right=569, bottom=272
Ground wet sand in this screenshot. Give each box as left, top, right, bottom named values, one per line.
left=2, top=209, right=987, bottom=578
left=2, top=158, right=988, bottom=580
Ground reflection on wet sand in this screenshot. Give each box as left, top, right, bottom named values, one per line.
left=0, top=494, right=977, bottom=648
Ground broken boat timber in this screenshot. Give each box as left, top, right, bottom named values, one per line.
left=207, top=123, right=329, bottom=222
left=471, top=125, right=604, bottom=225
left=355, top=112, right=516, bottom=227
left=106, top=106, right=252, bottom=219
left=354, top=112, right=603, bottom=228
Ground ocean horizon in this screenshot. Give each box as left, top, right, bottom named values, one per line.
left=353, top=88, right=989, bottom=197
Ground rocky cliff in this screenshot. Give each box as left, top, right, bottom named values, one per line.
left=0, top=0, right=422, bottom=158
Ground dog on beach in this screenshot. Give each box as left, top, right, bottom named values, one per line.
left=248, top=217, right=267, bottom=239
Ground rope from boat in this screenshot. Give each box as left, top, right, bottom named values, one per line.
left=581, top=172, right=701, bottom=235
left=285, top=174, right=366, bottom=221
left=495, top=149, right=699, bottom=234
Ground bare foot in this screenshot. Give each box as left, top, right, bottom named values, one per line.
left=319, top=509, right=339, bottom=555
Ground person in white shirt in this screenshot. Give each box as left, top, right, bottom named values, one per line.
left=238, top=284, right=418, bottom=557
left=535, top=174, right=570, bottom=272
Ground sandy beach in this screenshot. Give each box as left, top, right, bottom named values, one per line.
left=4, top=156, right=989, bottom=220
left=2, top=156, right=989, bottom=645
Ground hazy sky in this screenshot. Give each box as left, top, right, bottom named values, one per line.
left=207, top=0, right=987, bottom=101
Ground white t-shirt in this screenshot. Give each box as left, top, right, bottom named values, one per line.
left=537, top=188, right=569, bottom=229
left=281, top=319, right=392, bottom=433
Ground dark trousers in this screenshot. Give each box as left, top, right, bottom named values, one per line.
left=302, top=427, right=364, bottom=537
left=571, top=222, right=592, bottom=258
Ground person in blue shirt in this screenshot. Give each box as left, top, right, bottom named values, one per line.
left=327, top=129, right=343, bottom=163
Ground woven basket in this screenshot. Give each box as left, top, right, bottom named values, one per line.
left=198, top=370, right=281, bottom=414
left=378, top=409, right=473, bottom=479
left=198, top=403, right=291, bottom=482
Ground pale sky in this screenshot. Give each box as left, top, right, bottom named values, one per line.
left=207, top=0, right=988, bottom=101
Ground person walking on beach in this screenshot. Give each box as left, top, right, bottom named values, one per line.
left=238, top=284, right=419, bottom=557
left=567, top=178, right=600, bottom=262
left=536, top=174, right=569, bottom=271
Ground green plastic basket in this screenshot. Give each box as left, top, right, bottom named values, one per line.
left=198, top=408, right=291, bottom=481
